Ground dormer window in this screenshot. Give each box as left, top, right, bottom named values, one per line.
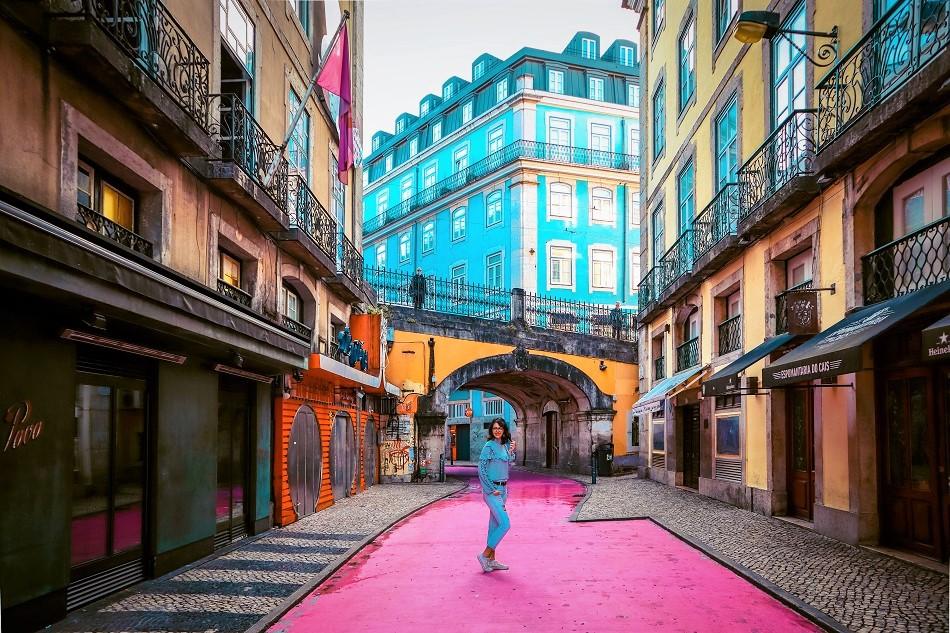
left=432, top=121, right=442, bottom=142
left=496, top=79, right=508, bottom=103
left=396, top=119, right=405, bottom=134
left=421, top=101, right=430, bottom=116
left=372, top=137, right=380, bottom=151
left=620, top=45, right=635, bottom=66
left=581, top=38, right=597, bottom=59
left=385, top=154, right=393, bottom=172
left=443, top=84, right=454, bottom=99
left=409, top=137, right=419, bottom=157
left=474, top=60, right=485, bottom=79
left=462, top=100, right=473, bottom=123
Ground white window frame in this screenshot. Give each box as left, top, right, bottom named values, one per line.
left=376, top=190, right=389, bottom=215
left=629, top=189, right=641, bottom=229
left=484, top=398, right=504, bottom=417
left=423, top=162, right=438, bottom=189
left=451, top=207, right=466, bottom=241
left=486, top=190, right=503, bottom=226
left=589, top=245, right=617, bottom=292
left=395, top=119, right=405, bottom=134
left=432, top=120, right=442, bottom=142
left=400, top=175, right=413, bottom=202
left=485, top=250, right=504, bottom=288
left=462, top=100, right=473, bottom=123
left=384, top=153, right=393, bottom=172
left=549, top=181, right=574, bottom=220
left=548, top=115, right=572, bottom=147
left=372, top=137, right=380, bottom=151
left=420, top=101, right=430, bottom=116
left=409, top=136, right=419, bottom=157
left=591, top=187, right=615, bottom=225
left=453, top=144, right=469, bottom=173
left=547, top=241, right=576, bottom=290
left=588, top=76, right=605, bottom=101
left=474, top=60, right=485, bottom=79
left=487, top=125, right=505, bottom=153
left=375, top=243, right=387, bottom=268
left=422, top=220, right=436, bottom=254
left=629, top=247, right=641, bottom=293
left=548, top=69, right=565, bottom=94
left=589, top=121, right=613, bottom=153
left=581, top=37, right=597, bottom=59
left=496, top=79, right=508, bottom=103
left=619, top=45, right=635, bottom=66
left=443, top=83, right=454, bottom=99
left=398, top=232, right=411, bottom=263
left=627, top=83, right=640, bottom=107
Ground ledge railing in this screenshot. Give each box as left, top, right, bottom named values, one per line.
left=216, top=278, right=252, bottom=308
left=637, top=265, right=665, bottom=315
left=363, top=140, right=638, bottom=234
left=523, top=292, right=637, bottom=342
left=776, top=279, right=814, bottom=334
left=659, top=230, right=695, bottom=290
left=862, top=215, right=950, bottom=305
left=717, top=315, right=742, bottom=355
left=738, top=109, right=817, bottom=217
left=336, top=233, right=364, bottom=287
left=76, top=0, right=211, bottom=129
left=209, top=93, right=288, bottom=212
left=279, top=314, right=312, bottom=340
left=676, top=337, right=700, bottom=372
left=76, top=203, right=154, bottom=257
left=654, top=355, right=666, bottom=381
left=693, top=183, right=740, bottom=260
left=287, top=175, right=337, bottom=261
left=816, top=0, right=950, bottom=150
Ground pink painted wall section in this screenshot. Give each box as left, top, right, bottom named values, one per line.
left=272, top=469, right=820, bottom=633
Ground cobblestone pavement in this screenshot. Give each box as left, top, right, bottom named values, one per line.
left=47, top=481, right=463, bottom=633
left=575, top=474, right=949, bottom=633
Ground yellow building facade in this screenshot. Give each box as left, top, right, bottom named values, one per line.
left=625, top=0, right=949, bottom=561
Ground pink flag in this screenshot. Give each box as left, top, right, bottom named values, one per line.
left=316, top=24, right=353, bottom=184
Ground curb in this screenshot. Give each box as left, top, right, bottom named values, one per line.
left=569, top=489, right=849, bottom=633
left=246, top=481, right=467, bottom=633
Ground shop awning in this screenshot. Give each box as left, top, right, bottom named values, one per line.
left=922, top=313, right=950, bottom=361
left=703, top=332, right=797, bottom=396
left=632, top=365, right=705, bottom=416
left=763, top=280, right=950, bottom=387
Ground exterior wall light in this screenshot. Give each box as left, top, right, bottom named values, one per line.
left=734, top=10, right=839, bottom=67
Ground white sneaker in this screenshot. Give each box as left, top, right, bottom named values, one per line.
left=476, top=553, right=493, bottom=572
left=489, top=560, right=509, bottom=570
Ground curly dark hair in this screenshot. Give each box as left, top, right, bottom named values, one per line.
left=486, top=417, right=511, bottom=444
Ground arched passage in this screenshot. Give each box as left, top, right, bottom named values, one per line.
left=418, top=352, right=615, bottom=474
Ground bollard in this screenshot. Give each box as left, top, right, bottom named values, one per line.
left=591, top=448, right=597, bottom=485
left=439, top=453, right=445, bottom=482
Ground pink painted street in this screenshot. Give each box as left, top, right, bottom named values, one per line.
left=270, top=468, right=819, bottom=633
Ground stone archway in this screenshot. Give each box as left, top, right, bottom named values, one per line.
left=417, top=350, right=615, bottom=474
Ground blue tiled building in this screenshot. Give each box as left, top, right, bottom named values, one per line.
left=363, top=33, right=641, bottom=439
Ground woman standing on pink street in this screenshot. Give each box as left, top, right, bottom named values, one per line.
left=475, top=418, right=516, bottom=572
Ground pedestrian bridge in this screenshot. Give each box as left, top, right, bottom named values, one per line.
left=364, top=268, right=639, bottom=475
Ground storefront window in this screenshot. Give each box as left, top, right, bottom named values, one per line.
left=652, top=418, right=665, bottom=451
left=716, top=415, right=741, bottom=456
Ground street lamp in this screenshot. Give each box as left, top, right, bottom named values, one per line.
left=733, top=10, right=839, bottom=67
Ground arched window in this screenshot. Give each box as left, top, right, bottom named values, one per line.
left=282, top=284, right=302, bottom=323
left=452, top=207, right=466, bottom=240
left=550, top=183, right=573, bottom=219
left=486, top=191, right=503, bottom=226
left=591, top=187, right=614, bottom=224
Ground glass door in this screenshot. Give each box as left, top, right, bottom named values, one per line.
left=216, top=377, right=251, bottom=547
left=71, top=379, right=147, bottom=578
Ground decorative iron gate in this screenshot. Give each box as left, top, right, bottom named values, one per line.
left=288, top=405, right=321, bottom=519
left=330, top=413, right=357, bottom=500
left=364, top=419, right=377, bottom=486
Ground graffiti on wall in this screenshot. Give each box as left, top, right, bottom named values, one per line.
left=380, top=438, right=414, bottom=477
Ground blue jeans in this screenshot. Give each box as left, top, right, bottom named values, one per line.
left=483, top=487, right=510, bottom=549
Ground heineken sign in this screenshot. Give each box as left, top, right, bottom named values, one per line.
left=922, top=314, right=950, bottom=361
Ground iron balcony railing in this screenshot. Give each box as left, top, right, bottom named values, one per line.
left=523, top=292, right=638, bottom=342
left=637, top=265, right=665, bottom=314
left=776, top=279, right=814, bottom=334
left=659, top=230, right=695, bottom=290
left=862, top=215, right=950, bottom=305
left=363, top=140, right=639, bottom=234
left=654, top=355, right=666, bottom=381
left=336, top=233, right=364, bottom=287
left=287, top=175, right=337, bottom=261
left=279, top=314, right=312, bottom=340
left=693, top=183, right=740, bottom=260
left=364, top=267, right=511, bottom=319
left=78, top=0, right=211, bottom=129
left=210, top=93, right=288, bottom=212
left=76, top=203, right=153, bottom=257
left=817, top=0, right=950, bottom=150
left=717, top=315, right=742, bottom=355
left=738, top=109, right=817, bottom=217
left=676, top=337, right=700, bottom=372
left=216, top=278, right=251, bottom=308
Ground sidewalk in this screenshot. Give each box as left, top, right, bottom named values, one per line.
left=574, top=473, right=949, bottom=633
left=47, top=481, right=463, bottom=633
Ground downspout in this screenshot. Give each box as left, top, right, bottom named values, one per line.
left=427, top=337, right=436, bottom=395
left=621, top=183, right=628, bottom=305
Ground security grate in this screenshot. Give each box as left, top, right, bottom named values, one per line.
left=66, top=559, right=145, bottom=611
left=214, top=523, right=247, bottom=550
left=715, top=458, right=743, bottom=483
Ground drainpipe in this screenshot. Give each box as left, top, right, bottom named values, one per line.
left=427, top=337, right=436, bottom=395
left=621, top=182, right=628, bottom=305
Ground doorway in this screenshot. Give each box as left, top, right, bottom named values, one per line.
left=545, top=411, right=559, bottom=468
left=682, top=404, right=700, bottom=489
left=364, top=418, right=377, bottom=486
left=70, top=375, right=148, bottom=608
left=455, top=424, right=471, bottom=461
left=879, top=368, right=947, bottom=560
left=787, top=388, right=815, bottom=520
left=288, top=404, right=321, bottom=520
left=216, top=376, right=252, bottom=548
left=330, top=413, right=357, bottom=500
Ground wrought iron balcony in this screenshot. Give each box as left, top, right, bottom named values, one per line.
left=816, top=0, right=950, bottom=150
left=279, top=314, right=312, bottom=340
left=659, top=230, right=695, bottom=291
left=336, top=233, right=364, bottom=287
left=676, top=337, right=700, bottom=372
left=210, top=93, right=288, bottom=211
left=216, top=278, right=252, bottom=308
left=287, top=175, right=337, bottom=261
left=862, top=215, right=950, bottom=305
left=654, top=355, right=666, bottom=381
left=717, top=315, right=742, bottom=355
left=524, top=292, right=637, bottom=342
left=363, top=140, right=638, bottom=234
left=76, top=203, right=153, bottom=257
left=75, top=0, right=211, bottom=130
left=776, top=279, right=814, bottom=334
left=365, top=267, right=511, bottom=320
left=637, top=265, right=664, bottom=315
left=693, top=184, right=740, bottom=261
left=738, top=110, right=817, bottom=217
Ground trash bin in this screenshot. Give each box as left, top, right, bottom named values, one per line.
left=596, top=443, right=613, bottom=476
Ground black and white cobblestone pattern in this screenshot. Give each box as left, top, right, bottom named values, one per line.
left=574, top=474, right=949, bottom=633
left=48, top=482, right=463, bottom=633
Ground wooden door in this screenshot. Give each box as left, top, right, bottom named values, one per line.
left=545, top=412, right=558, bottom=468
left=787, top=388, right=815, bottom=520
left=364, top=419, right=377, bottom=486
left=288, top=405, right=320, bottom=519
left=682, top=405, right=700, bottom=489
left=331, top=414, right=356, bottom=500
left=879, top=369, right=945, bottom=559
left=456, top=424, right=471, bottom=461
